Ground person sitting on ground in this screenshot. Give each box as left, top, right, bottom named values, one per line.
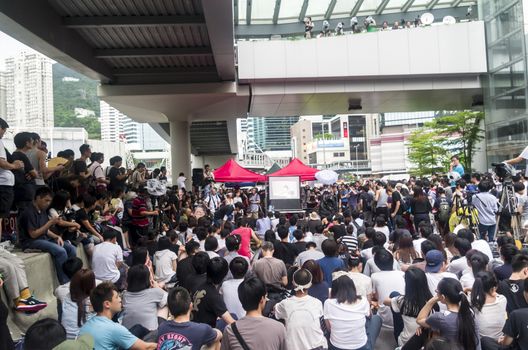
left=157, top=287, right=222, bottom=350
left=205, top=236, right=220, bottom=259
left=303, top=259, right=330, bottom=304
left=56, top=268, right=97, bottom=339
left=324, top=275, right=382, bottom=350
left=18, top=186, right=77, bottom=285
left=460, top=250, right=489, bottom=289
left=75, top=193, right=104, bottom=246
left=274, top=268, right=328, bottom=350
left=494, top=244, right=518, bottom=281
left=424, top=250, right=459, bottom=305
left=122, top=264, right=168, bottom=332
left=343, top=255, right=373, bottom=301
left=273, top=225, right=298, bottom=267
left=292, top=229, right=307, bottom=255
left=0, top=248, right=47, bottom=313
left=153, top=236, right=178, bottom=284
left=23, top=318, right=67, bottom=350
left=295, top=241, right=324, bottom=267
left=447, top=238, right=472, bottom=276
left=220, top=257, right=249, bottom=320
left=318, top=239, right=345, bottom=285
left=497, top=254, right=528, bottom=314
left=91, top=229, right=126, bottom=289
left=498, top=277, right=528, bottom=350
left=230, top=217, right=260, bottom=259
left=457, top=228, right=493, bottom=262
left=220, top=276, right=287, bottom=350
left=223, top=234, right=250, bottom=280
left=252, top=241, right=288, bottom=291
left=79, top=282, right=157, bottom=350
left=192, top=257, right=235, bottom=328
left=184, top=251, right=209, bottom=295
left=363, top=231, right=400, bottom=276
left=370, top=248, right=406, bottom=328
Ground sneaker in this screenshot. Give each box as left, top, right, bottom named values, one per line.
left=15, top=296, right=47, bottom=313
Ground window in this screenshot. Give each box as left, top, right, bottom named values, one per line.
left=333, top=152, right=345, bottom=157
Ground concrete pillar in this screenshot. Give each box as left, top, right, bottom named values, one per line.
left=170, top=121, right=191, bottom=188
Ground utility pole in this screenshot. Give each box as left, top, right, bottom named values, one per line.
left=354, top=144, right=360, bottom=176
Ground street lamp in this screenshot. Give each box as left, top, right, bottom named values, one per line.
left=353, top=144, right=360, bottom=176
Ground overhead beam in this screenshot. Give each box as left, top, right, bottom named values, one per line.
left=350, top=0, right=365, bottom=17
left=94, top=47, right=212, bottom=58
left=451, top=0, right=463, bottom=6
left=426, top=0, right=441, bottom=10
left=0, top=0, right=113, bottom=82
left=272, top=0, right=281, bottom=24
left=401, top=0, right=417, bottom=12
left=375, top=0, right=391, bottom=15
left=63, top=15, right=205, bottom=28
left=246, top=0, right=252, bottom=25
left=112, top=66, right=217, bottom=76
left=202, top=0, right=236, bottom=80
left=324, top=0, right=337, bottom=20
left=298, top=0, right=309, bottom=22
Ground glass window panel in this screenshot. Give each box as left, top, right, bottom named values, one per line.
left=357, top=0, right=383, bottom=15
left=489, top=30, right=524, bottom=70
left=251, top=0, right=275, bottom=24
left=333, top=0, right=359, bottom=17
left=408, top=0, right=430, bottom=9
left=306, top=0, right=332, bottom=20
left=492, top=62, right=526, bottom=95
left=385, top=0, right=408, bottom=10
left=238, top=0, right=247, bottom=24
left=279, top=0, right=305, bottom=23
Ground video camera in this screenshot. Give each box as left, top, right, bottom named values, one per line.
left=492, top=162, right=518, bottom=181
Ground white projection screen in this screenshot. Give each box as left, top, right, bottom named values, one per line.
left=268, top=176, right=301, bottom=211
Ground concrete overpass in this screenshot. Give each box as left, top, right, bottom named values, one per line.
left=0, top=0, right=486, bottom=176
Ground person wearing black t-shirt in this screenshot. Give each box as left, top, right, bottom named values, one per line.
left=107, top=156, right=131, bottom=193
left=177, top=241, right=200, bottom=290
left=184, top=252, right=209, bottom=296
left=497, top=254, right=528, bottom=315
left=11, top=132, right=37, bottom=210
left=498, top=277, right=528, bottom=350
left=273, top=226, right=298, bottom=267
left=191, top=257, right=235, bottom=328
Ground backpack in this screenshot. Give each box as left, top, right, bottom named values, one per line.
left=437, top=197, right=451, bottom=222
left=394, top=191, right=408, bottom=213
left=352, top=220, right=365, bottom=236
left=88, top=164, right=102, bottom=190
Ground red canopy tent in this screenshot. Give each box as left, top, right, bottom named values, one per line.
left=213, top=159, right=266, bottom=183
left=268, top=158, right=318, bottom=181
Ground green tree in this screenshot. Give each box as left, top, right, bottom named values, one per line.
left=407, top=129, right=449, bottom=177
left=426, top=111, right=484, bottom=171
left=407, top=111, right=485, bottom=176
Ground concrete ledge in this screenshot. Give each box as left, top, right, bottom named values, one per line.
left=1, top=245, right=89, bottom=340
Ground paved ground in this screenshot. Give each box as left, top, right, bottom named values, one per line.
left=375, top=327, right=398, bottom=350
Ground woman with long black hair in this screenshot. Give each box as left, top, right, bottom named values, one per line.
left=417, top=278, right=480, bottom=350
left=384, top=267, right=436, bottom=347
left=470, top=271, right=507, bottom=340
left=460, top=251, right=489, bottom=289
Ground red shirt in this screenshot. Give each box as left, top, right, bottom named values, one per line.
left=231, top=227, right=252, bottom=258
left=131, top=197, right=149, bottom=227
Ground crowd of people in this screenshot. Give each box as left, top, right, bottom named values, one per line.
left=1, top=115, right=528, bottom=350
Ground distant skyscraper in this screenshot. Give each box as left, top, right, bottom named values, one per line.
left=247, top=116, right=299, bottom=152
left=5, top=51, right=53, bottom=129
left=0, top=71, right=6, bottom=119
left=99, top=100, right=167, bottom=151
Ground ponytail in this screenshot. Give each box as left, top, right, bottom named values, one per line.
left=470, top=271, right=498, bottom=312
left=438, top=278, right=478, bottom=350
left=458, top=292, right=477, bottom=350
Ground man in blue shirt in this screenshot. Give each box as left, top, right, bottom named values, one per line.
left=80, top=282, right=156, bottom=350
left=449, top=155, right=465, bottom=187
left=317, top=239, right=345, bottom=285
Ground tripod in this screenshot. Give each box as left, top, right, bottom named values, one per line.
left=497, top=178, right=522, bottom=240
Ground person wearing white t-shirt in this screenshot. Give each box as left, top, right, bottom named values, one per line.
left=339, top=256, right=373, bottom=301
left=220, top=257, right=248, bottom=320
left=424, top=250, right=459, bottom=312
left=371, top=249, right=406, bottom=328
left=153, top=237, right=177, bottom=284
left=505, top=145, right=528, bottom=177
left=176, top=172, right=186, bottom=191
left=92, top=230, right=124, bottom=285
left=446, top=237, right=472, bottom=276
left=457, top=228, right=494, bottom=262
left=275, top=269, right=327, bottom=350
left=324, top=275, right=382, bottom=350
left=470, top=271, right=507, bottom=340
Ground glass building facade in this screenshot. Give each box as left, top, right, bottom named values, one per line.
left=480, top=0, right=528, bottom=170
left=248, top=116, right=299, bottom=151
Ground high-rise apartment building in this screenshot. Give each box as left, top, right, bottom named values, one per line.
left=5, top=51, right=53, bottom=129
left=0, top=71, right=6, bottom=119
left=100, top=100, right=167, bottom=151
left=247, top=116, right=299, bottom=152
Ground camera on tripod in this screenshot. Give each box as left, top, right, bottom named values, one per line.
left=492, top=162, right=518, bottom=181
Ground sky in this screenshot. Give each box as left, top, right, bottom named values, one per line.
left=0, top=31, right=39, bottom=70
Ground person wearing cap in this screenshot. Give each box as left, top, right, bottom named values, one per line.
left=424, top=250, right=458, bottom=302
left=274, top=268, right=327, bottom=350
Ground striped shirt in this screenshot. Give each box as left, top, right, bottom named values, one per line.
left=340, top=234, right=358, bottom=254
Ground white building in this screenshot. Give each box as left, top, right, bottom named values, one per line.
left=0, top=71, right=6, bottom=119
left=100, top=100, right=124, bottom=142
left=5, top=51, right=54, bottom=129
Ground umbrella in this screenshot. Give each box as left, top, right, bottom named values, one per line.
left=315, top=169, right=339, bottom=185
